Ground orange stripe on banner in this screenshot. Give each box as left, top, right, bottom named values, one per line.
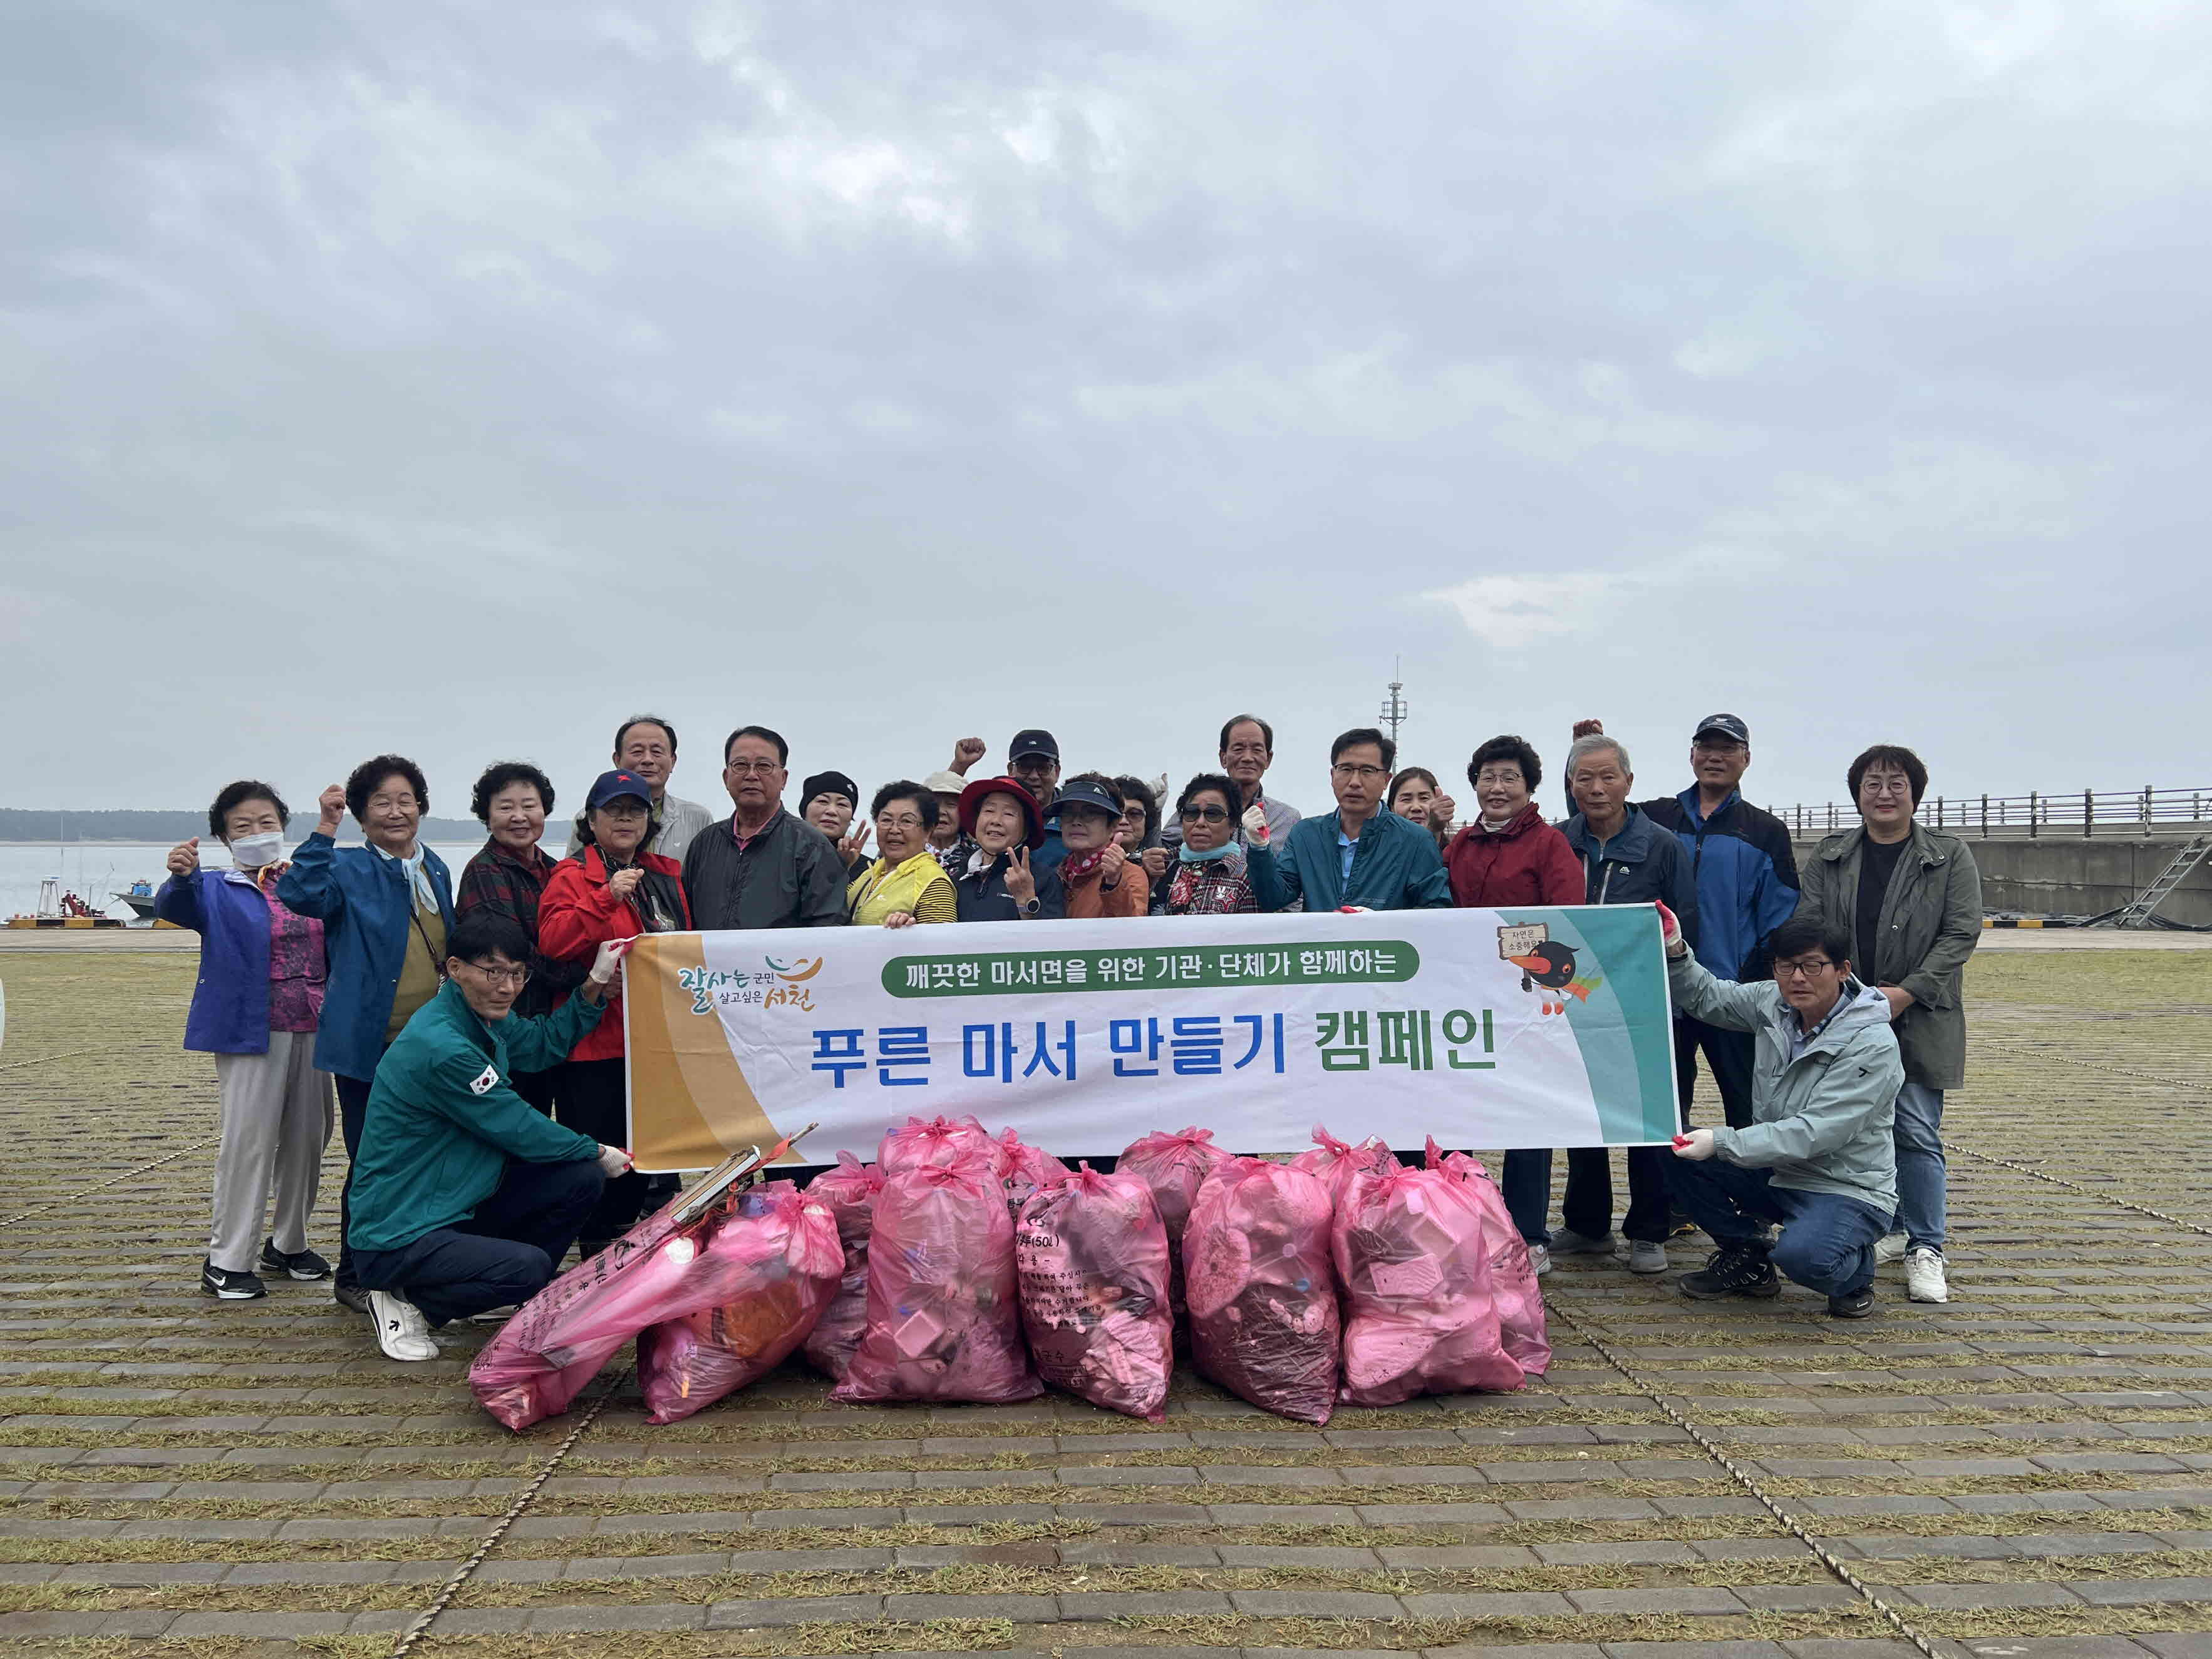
left=625, top=934, right=794, bottom=1171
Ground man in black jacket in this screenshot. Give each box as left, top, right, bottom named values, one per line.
left=680, top=725, right=847, bottom=931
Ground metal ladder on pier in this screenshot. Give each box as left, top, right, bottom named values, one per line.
left=2102, top=835, right=2212, bottom=928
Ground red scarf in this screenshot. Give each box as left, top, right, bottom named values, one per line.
left=1058, top=845, right=1110, bottom=887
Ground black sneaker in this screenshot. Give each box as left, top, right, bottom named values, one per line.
left=1677, top=1242, right=1780, bottom=1300
left=333, top=1282, right=371, bottom=1315
left=261, top=1241, right=333, bottom=1281
left=1827, top=1286, right=1876, bottom=1319
left=202, top=1260, right=266, bottom=1300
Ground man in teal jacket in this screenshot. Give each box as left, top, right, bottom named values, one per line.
left=1660, top=907, right=1903, bottom=1320
left=349, top=912, right=636, bottom=1361
left=1248, top=727, right=1450, bottom=912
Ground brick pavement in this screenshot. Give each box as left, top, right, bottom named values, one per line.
left=0, top=945, right=2209, bottom=1655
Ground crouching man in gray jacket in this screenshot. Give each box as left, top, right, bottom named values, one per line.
left=1658, top=904, right=1904, bottom=1319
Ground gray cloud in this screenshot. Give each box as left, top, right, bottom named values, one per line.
left=5, top=0, right=2206, bottom=826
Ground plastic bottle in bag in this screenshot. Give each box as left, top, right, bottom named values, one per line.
left=800, top=1153, right=885, bottom=1382
left=1334, top=1164, right=1524, bottom=1404
left=1182, top=1157, right=1340, bottom=1424
left=636, top=1184, right=844, bottom=1422
left=877, top=1114, right=996, bottom=1175
left=1424, top=1137, right=1551, bottom=1376
left=1016, top=1165, right=1172, bottom=1421
left=832, top=1158, right=1042, bottom=1404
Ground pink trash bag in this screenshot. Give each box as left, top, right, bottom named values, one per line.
left=1119, top=1125, right=1233, bottom=1349
left=832, top=1159, right=1042, bottom=1404
left=800, top=1154, right=885, bottom=1382
left=636, top=1184, right=844, bottom=1423
left=1333, top=1165, right=1524, bottom=1405
left=878, top=1114, right=995, bottom=1175
left=1425, top=1139, right=1551, bottom=1377
left=1289, top=1124, right=1400, bottom=1207
left=470, top=1192, right=728, bottom=1432
left=1015, top=1165, right=1172, bottom=1421
left=993, top=1127, right=1070, bottom=1215
left=1183, top=1158, right=1340, bottom=1425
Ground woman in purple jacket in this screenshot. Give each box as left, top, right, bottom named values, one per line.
left=155, top=782, right=335, bottom=1301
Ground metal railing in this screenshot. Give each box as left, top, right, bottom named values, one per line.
left=1775, top=787, right=2212, bottom=840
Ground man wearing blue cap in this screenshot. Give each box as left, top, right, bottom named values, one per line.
left=1640, top=714, right=1801, bottom=1131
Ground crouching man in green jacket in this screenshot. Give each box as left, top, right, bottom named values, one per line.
left=349, top=911, right=637, bottom=1361
left=1658, top=904, right=1904, bottom=1320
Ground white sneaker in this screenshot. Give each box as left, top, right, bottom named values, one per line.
left=1904, top=1248, right=1949, bottom=1305
left=1526, top=1244, right=1552, bottom=1277
left=368, top=1289, right=440, bottom=1362
left=1873, top=1233, right=1908, bottom=1266
left=1625, top=1239, right=1668, bottom=1274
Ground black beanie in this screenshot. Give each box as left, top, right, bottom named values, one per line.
left=800, top=771, right=860, bottom=812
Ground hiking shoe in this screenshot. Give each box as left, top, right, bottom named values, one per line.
left=1526, top=1244, right=1552, bottom=1277
left=333, top=1281, right=370, bottom=1315
left=1827, top=1286, right=1876, bottom=1318
left=1625, top=1239, right=1668, bottom=1275
left=367, top=1291, right=439, bottom=1362
left=1904, top=1248, right=1950, bottom=1304
left=1873, top=1232, right=1908, bottom=1266
left=261, top=1241, right=332, bottom=1281
left=1551, top=1227, right=1615, bottom=1255
left=201, top=1260, right=266, bottom=1300
left=1678, top=1243, right=1779, bottom=1300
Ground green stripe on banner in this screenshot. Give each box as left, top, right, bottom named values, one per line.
left=882, top=939, right=1421, bottom=998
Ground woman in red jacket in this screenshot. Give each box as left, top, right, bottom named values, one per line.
left=1441, top=736, right=1583, bottom=1275
left=537, top=769, right=691, bottom=1254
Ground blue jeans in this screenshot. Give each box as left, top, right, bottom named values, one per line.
left=1670, top=1158, right=1892, bottom=1298
left=1892, top=1081, right=1945, bottom=1253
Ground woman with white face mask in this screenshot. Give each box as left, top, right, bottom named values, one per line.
left=157, top=782, right=336, bottom=1302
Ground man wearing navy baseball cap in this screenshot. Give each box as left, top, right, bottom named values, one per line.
left=1640, top=714, right=1802, bottom=1132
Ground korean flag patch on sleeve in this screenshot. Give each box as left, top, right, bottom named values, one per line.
left=469, top=1065, right=500, bottom=1096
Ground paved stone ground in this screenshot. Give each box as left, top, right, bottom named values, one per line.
left=1, top=941, right=2209, bottom=1659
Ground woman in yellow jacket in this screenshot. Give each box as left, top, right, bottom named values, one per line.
left=847, top=780, right=958, bottom=928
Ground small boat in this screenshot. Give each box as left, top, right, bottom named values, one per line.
left=113, top=879, right=159, bottom=919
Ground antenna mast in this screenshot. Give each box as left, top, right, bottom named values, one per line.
left=1378, top=659, right=1408, bottom=746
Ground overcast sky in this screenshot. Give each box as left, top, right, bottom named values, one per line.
left=6, top=1, right=2207, bottom=830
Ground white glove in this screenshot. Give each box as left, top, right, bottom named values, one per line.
left=1241, top=803, right=1271, bottom=847
left=1148, top=773, right=1169, bottom=807
left=1671, top=1129, right=1716, bottom=1161
left=596, top=1144, right=634, bottom=1178
left=589, top=936, right=636, bottom=986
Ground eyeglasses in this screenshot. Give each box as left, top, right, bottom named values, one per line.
left=1182, top=805, right=1231, bottom=822
left=1860, top=776, right=1915, bottom=798
left=876, top=814, right=926, bottom=831
left=725, top=760, right=781, bottom=775
left=1773, top=959, right=1834, bottom=980
left=1333, top=764, right=1387, bottom=780
left=1474, top=770, right=1525, bottom=788
left=458, top=960, right=530, bottom=986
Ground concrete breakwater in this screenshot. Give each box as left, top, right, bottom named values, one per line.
left=1793, top=832, right=2212, bottom=927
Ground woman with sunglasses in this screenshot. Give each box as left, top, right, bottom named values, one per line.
left=537, top=768, right=692, bottom=1254
left=1162, top=773, right=1258, bottom=915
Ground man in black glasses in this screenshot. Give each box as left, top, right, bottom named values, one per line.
left=1659, top=909, right=1903, bottom=1319
left=680, top=725, right=849, bottom=931
left=346, top=912, right=635, bottom=1361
